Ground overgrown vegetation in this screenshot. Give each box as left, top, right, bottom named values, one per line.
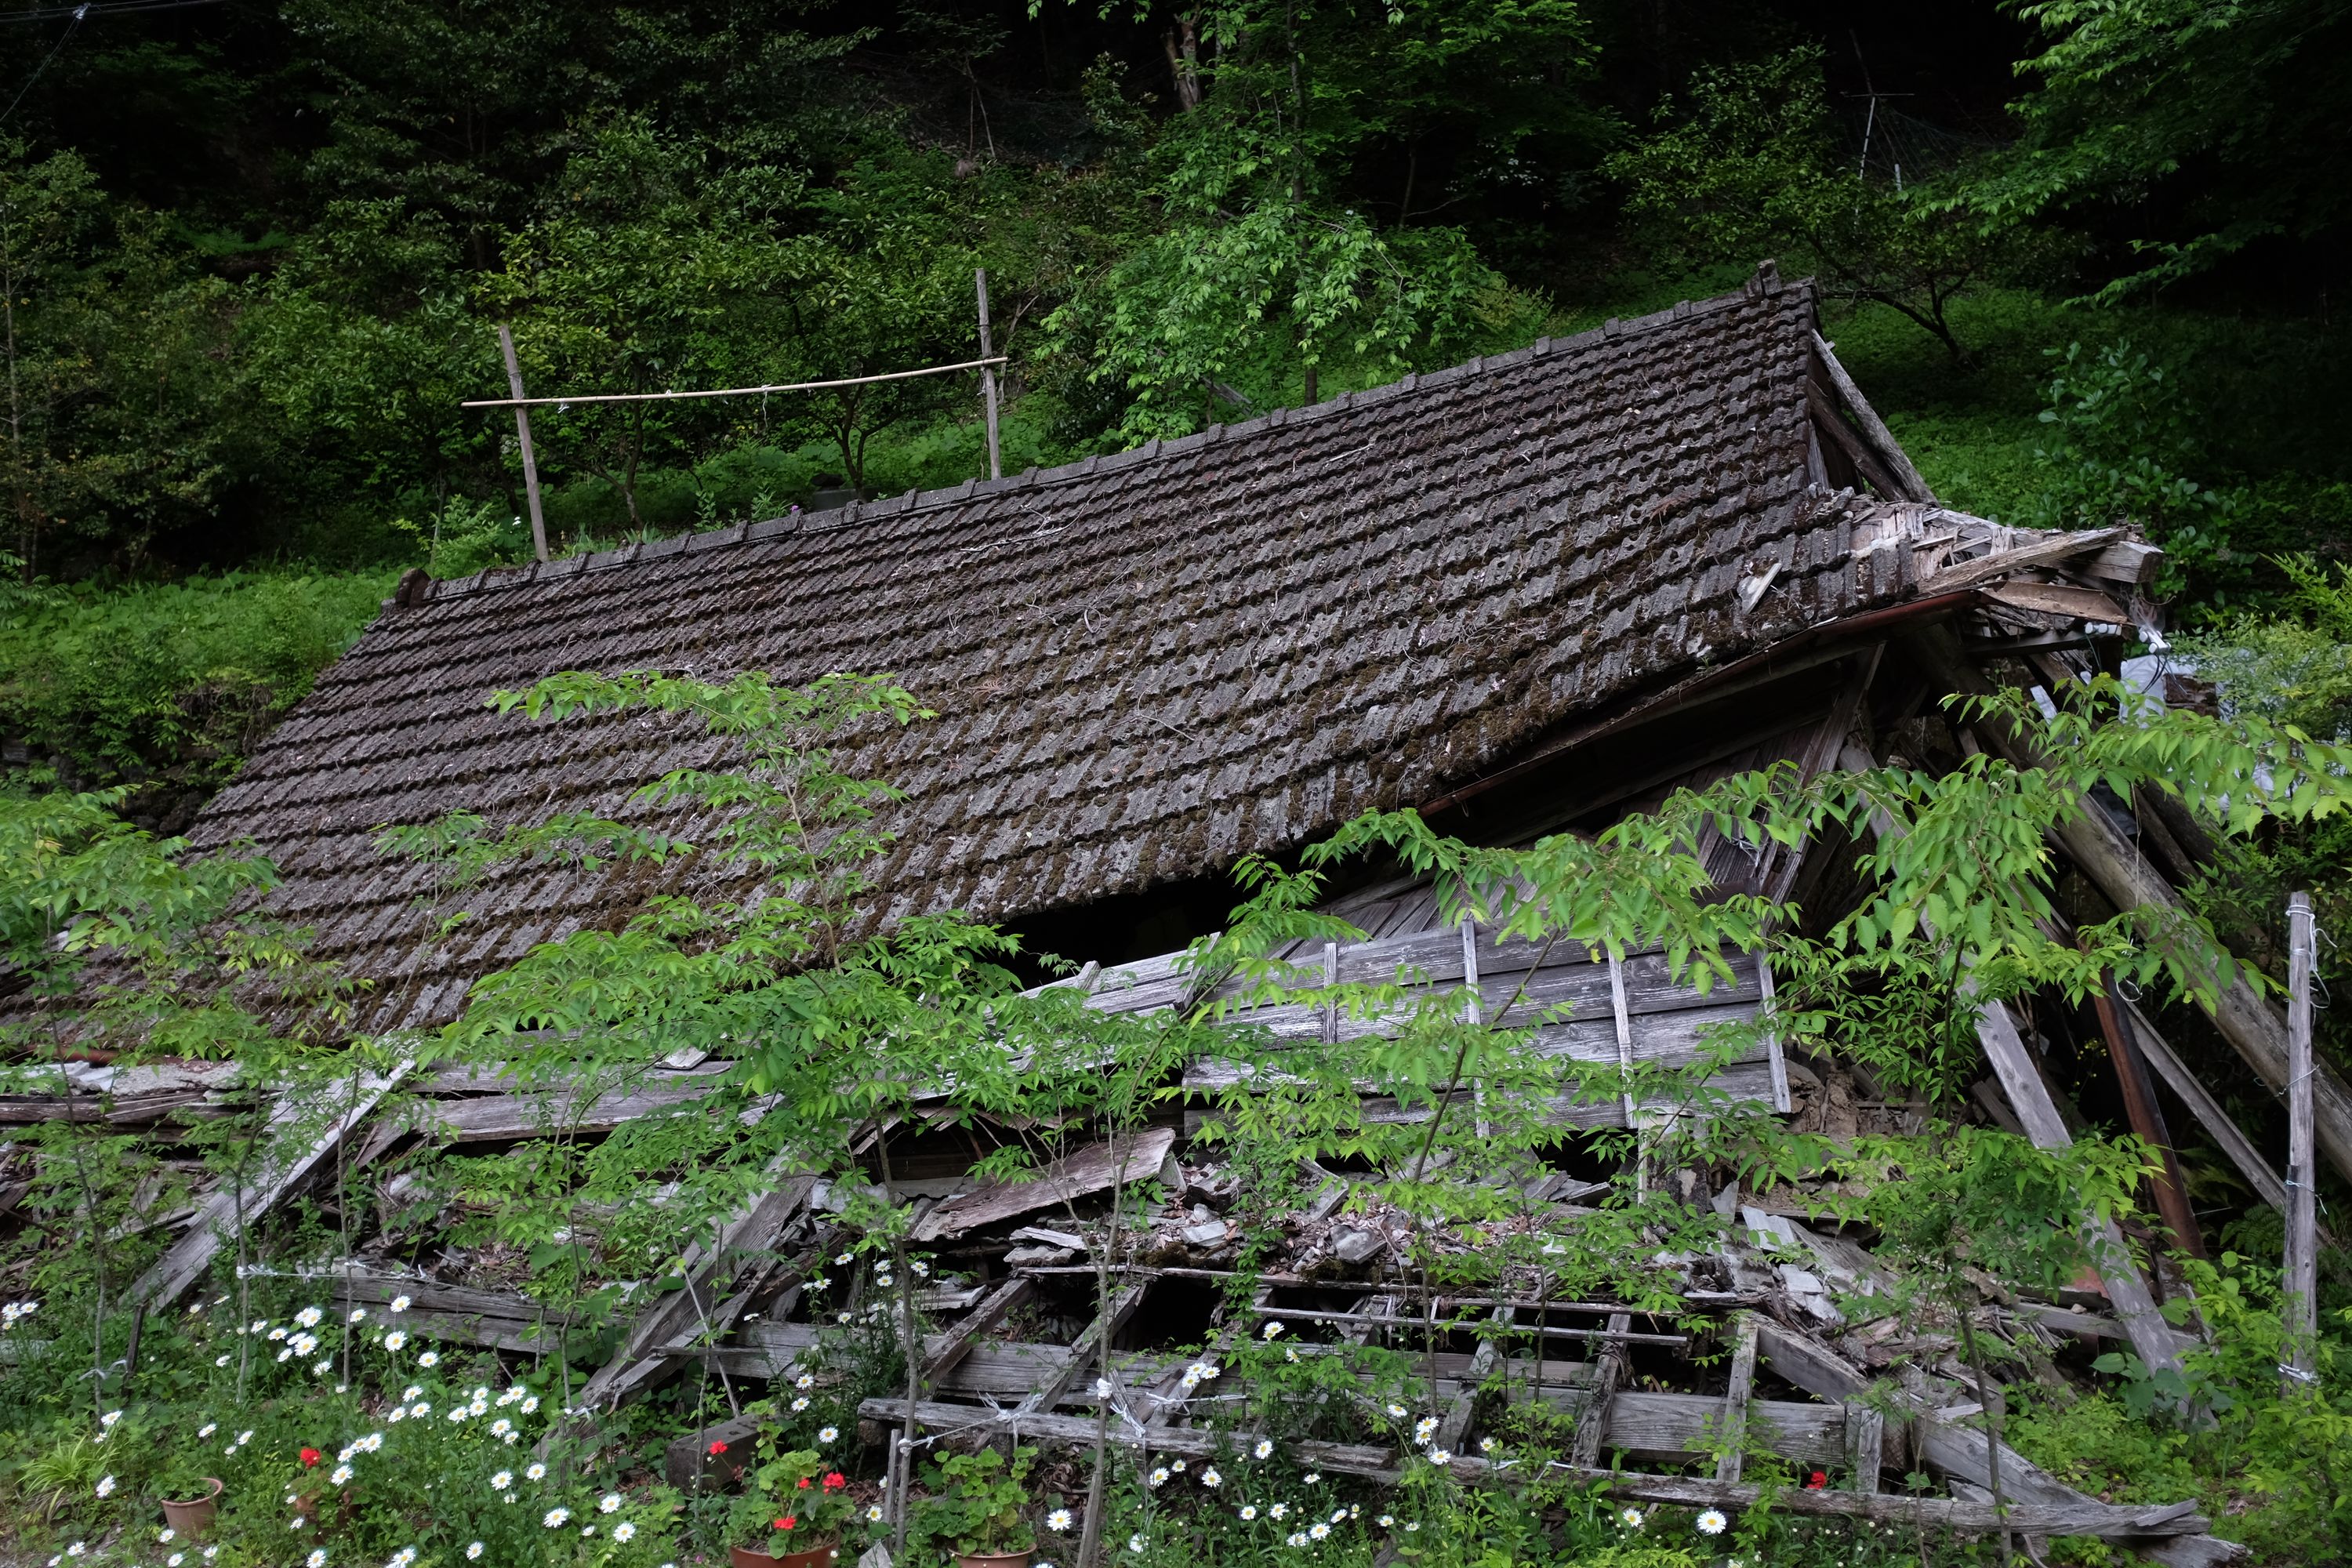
left=4, top=666, right=2350, bottom=1563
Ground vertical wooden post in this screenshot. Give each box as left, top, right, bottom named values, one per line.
left=497, top=324, right=550, bottom=563
left=975, top=269, right=1003, bottom=482
left=2285, top=891, right=2319, bottom=1389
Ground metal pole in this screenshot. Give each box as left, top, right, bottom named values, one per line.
left=2284, top=891, right=2318, bottom=1389
left=975, top=269, right=1002, bottom=481
left=497, top=324, right=551, bottom=563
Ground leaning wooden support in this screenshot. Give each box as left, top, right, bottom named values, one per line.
left=1912, top=627, right=2352, bottom=1184
left=572, top=1172, right=817, bottom=1413
left=130, top=1065, right=411, bottom=1309
left=1755, top=1323, right=2241, bottom=1564
left=1974, top=998, right=2190, bottom=1382
left=2283, top=891, right=2319, bottom=1387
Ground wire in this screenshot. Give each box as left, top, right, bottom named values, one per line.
left=0, top=3, right=83, bottom=127
left=459, top=354, right=1008, bottom=412
left=0, top=0, right=224, bottom=20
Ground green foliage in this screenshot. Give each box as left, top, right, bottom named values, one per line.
left=2027, top=339, right=2249, bottom=597
left=0, top=569, right=393, bottom=793
left=911, top=1446, right=1039, bottom=1555
left=1959, top=0, right=2352, bottom=300
left=1607, top=49, right=2051, bottom=363
left=1043, top=0, right=1573, bottom=437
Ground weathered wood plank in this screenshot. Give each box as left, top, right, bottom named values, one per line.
left=130, top=1065, right=412, bottom=1309
left=910, top=1129, right=1178, bottom=1243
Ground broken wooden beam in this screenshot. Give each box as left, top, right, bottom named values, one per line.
left=910, top=1127, right=1178, bottom=1243
left=1913, top=626, right=2352, bottom=1184
left=572, top=1172, right=818, bottom=1413
left=130, top=1065, right=412, bottom=1309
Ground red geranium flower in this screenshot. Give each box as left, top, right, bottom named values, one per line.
left=775, top=1517, right=797, bottom=1531
left=1805, top=1469, right=1828, bottom=1490
left=823, top=1472, right=846, bottom=1490
left=299, top=1448, right=321, bottom=1468
left=708, top=1440, right=729, bottom=1456
left=796, top=1476, right=811, bottom=1489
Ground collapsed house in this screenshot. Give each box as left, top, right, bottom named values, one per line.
left=8, top=265, right=2338, bottom=1564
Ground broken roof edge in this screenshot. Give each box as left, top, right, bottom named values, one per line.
left=403, top=270, right=1813, bottom=611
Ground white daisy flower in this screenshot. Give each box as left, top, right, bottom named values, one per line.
left=837, top=1311, right=853, bottom=1323
left=389, top=1295, right=411, bottom=1313
left=417, top=1351, right=440, bottom=1368
left=358, top=1432, right=383, bottom=1452
left=543, top=1507, right=571, bottom=1528
left=1284, top=1346, right=1300, bottom=1363
left=94, top=1475, right=115, bottom=1497
left=524, top=1463, right=546, bottom=1481
left=911, top=1261, right=929, bottom=1276
left=307, top=1552, right=328, bottom=1568
left=1047, top=1508, right=1073, bottom=1531
left=519, top=1396, right=539, bottom=1414
left=836, top=1253, right=853, bottom=1265
left=1619, top=1507, right=1644, bottom=1530
left=1240, top=1505, right=1258, bottom=1521
left=296, top=1306, right=324, bottom=1328
left=492, top=1419, right=513, bottom=1437
left=1094, top=1377, right=1113, bottom=1399
left=1412, top=1417, right=1438, bottom=1443
left=1127, top=1535, right=1145, bottom=1554
left=1261, top=1320, right=1284, bottom=1338
left=215, top=1354, right=231, bottom=1367
left=1377, top=1515, right=1394, bottom=1527
left=790, top=1396, right=810, bottom=1412
left=1304, top=1472, right=1320, bottom=1484
left=1253, top=1438, right=1274, bottom=1460
left=383, top=1331, right=407, bottom=1352
left=599, top=1494, right=622, bottom=1514
left=159, top=1531, right=176, bottom=1544
left=1286, top=1532, right=1307, bottom=1548
left=269, top=1327, right=289, bottom=1342
left=169, top=1557, right=184, bottom=1566
left=612, top=1523, right=637, bottom=1544
left=1427, top=1450, right=1451, bottom=1466
left=818, top=1425, right=839, bottom=1444
left=1310, top=1523, right=1331, bottom=1541
left=1385, top=1402, right=1407, bottom=1418
left=492, top=1471, right=514, bottom=1491
left=1478, top=1436, right=1499, bottom=1454
left=1202, top=1467, right=1221, bottom=1487
left=1172, top=1460, right=1186, bottom=1472
left=349, top=1308, right=368, bottom=1323
left=497, top=1388, right=522, bottom=1406
left=236, top=1430, right=254, bottom=1445
left=466, top=1547, right=484, bottom=1562
left=410, top=1403, right=430, bottom=1417
left=331, top=1465, right=354, bottom=1486
left=866, top=1505, right=885, bottom=1523
left=1330, top=1508, right=1347, bottom=1523
left=1697, top=1509, right=1729, bottom=1535
left=1269, top=1503, right=1288, bottom=1520
left=1149, top=1467, right=1169, bottom=1487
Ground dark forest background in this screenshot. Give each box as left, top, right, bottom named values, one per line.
left=0, top=0, right=2347, bottom=818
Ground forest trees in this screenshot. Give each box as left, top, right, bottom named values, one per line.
left=1605, top=48, right=2049, bottom=365
left=1046, top=0, right=1588, bottom=437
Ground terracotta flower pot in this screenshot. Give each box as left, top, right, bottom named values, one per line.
left=160, top=1478, right=223, bottom=1537
left=958, top=1552, right=1034, bottom=1568
left=728, top=1540, right=841, bottom=1568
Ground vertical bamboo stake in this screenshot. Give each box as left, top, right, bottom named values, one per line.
left=497, top=325, right=551, bottom=563
left=2284, top=891, right=2318, bottom=1389
left=975, top=270, right=1002, bottom=481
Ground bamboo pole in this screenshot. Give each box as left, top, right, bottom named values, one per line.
left=975, top=270, right=1003, bottom=482
left=462, top=355, right=1007, bottom=411
left=496, top=325, right=550, bottom=563
left=2284, top=891, right=2318, bottom=1389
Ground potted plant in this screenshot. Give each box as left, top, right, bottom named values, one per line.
left=727, top=1446, right=860, bottom=1568
left=912, top=1447, right=1039, bottom=1568
left=154, top=1446, right=223, bottom=1538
